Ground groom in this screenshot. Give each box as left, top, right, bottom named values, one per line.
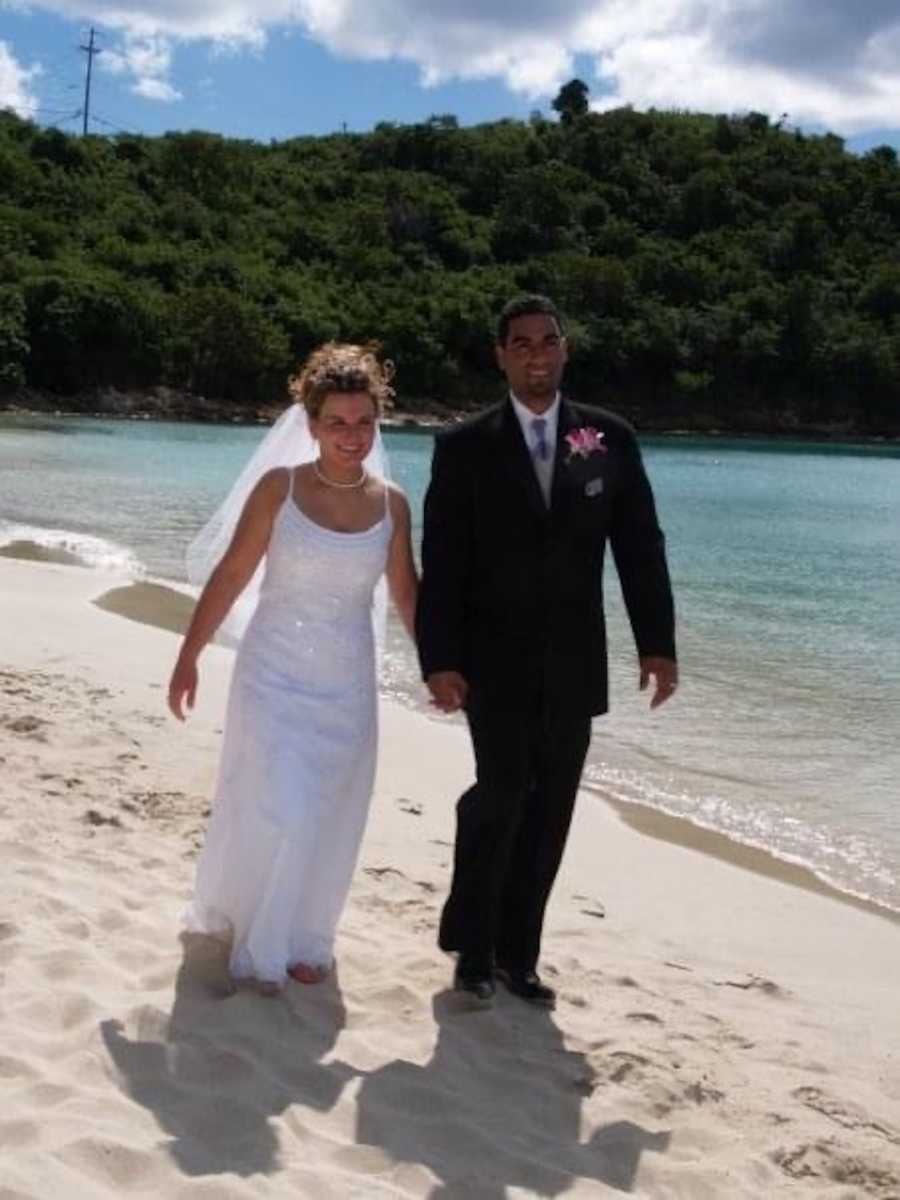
left=416, top=294, right=678, bottom=1007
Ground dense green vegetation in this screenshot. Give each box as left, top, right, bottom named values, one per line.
left=1, top=99, right=899, bottom=432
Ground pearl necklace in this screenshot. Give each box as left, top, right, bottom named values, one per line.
left=313, top=459, right=367, bottom=489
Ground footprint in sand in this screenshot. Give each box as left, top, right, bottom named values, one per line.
left=574, top=893, right=606, bottom=918
left=608, top=1051, right=651, bottom=1085
left=563, top=992, right=589, bottom=1008
left=363, top=866, right=405, bottom=881
left=722, top=1031, right=756, bottom=1050
left=3, top=714, right=48, bottom=739
left=792, top=1086, right=900, bottom=1145
left=83, top=809, right=124, bottom=829
left=773, top=1138, right=900, bottom=1193
left=714, top=974, right=783, bottom=996
left=683, top=1079, right=725, bottom=1105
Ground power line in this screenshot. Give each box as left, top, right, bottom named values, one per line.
left=91, top=111, right=144, bottom=137
left=44, top=111, right=83, bottom=132
left=30, top=107, right=83, bottom=119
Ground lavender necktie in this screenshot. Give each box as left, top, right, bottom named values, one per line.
left=530, top=417, right=549, bottom=462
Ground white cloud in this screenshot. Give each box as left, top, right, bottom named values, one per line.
left=292, top=0, right=580, bottom=94
left=0, top=40, right=40, bottom=117
left=102, top=32, right=181, bottom=101
left=10, top=0, right=900, bottom=132
left=582, top=0, right=900, bottom=133
left=131, top=74, right=179, bottom=101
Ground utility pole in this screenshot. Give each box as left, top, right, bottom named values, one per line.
left=80, top=27, right=100, bottom=135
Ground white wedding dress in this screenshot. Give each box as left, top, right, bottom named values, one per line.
left=185, top=473, right=392, bottom=984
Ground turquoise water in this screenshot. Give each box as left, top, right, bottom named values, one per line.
left=2, top=413, right=899, bottom=913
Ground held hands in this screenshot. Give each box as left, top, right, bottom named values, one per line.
left=639, top=656, right=679, bottom=709
left=426, top=670, right=468, bottom=714
left=168, top=653, right=198, bottom=721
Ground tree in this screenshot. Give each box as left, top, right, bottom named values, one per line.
left=0, top=285, right=28, bottom=388
left=552, top=79, right=589, bottom=126
left=167, top=285, right=290, bottom=403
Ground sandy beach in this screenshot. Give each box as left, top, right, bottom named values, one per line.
left=1, top=555, right=899, bottom=1198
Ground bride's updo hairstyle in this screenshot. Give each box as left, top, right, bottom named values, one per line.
left=288, top=342, right=395, bottom=420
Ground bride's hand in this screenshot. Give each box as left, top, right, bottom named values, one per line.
left=168, top=653, right=198, bottom=721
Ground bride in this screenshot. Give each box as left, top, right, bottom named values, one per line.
left=167, top=343, right=418, bottom=995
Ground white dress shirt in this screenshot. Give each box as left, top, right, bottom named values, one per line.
left=510, top=391, right=560, bottom=505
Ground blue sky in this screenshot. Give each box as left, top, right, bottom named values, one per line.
left=2, top=2, right=899, bottom=152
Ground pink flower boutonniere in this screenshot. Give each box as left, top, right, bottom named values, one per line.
left=565, top=426, right=607, bottom=463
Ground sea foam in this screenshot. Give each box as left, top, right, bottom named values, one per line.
left=0, top=522, right=144, bottom=576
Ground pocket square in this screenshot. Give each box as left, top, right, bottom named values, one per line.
left=584, top=477, right=604, bottom=497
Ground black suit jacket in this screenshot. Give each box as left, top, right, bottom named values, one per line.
left=415, top=398, right=676, bottom=717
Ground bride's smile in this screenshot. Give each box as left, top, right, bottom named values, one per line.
left=312, top=391, right=378, bottom=477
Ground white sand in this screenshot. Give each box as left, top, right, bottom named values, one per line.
left=1, top=556, right=898, bottom=1198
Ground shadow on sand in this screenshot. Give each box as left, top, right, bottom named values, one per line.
left=100, top=936, right=669, bottom=1192
left=100, top=932, right=355, bottom=1177
left=354, top=990, right=670, bottom=1196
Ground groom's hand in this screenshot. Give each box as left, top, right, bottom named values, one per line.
left=639, top=657, right=679, bottom=709
left=426, top=671, right=468, bottom=713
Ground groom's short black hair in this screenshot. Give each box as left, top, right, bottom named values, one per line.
left=497, top=294, right=564, bottom=345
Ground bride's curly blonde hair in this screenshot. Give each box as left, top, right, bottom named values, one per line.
left=288, top=342, right=395, bottom=420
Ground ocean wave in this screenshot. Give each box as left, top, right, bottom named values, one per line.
left=0, top=521, right=145, bottom=576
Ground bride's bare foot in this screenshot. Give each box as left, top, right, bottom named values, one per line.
left=257, top=979, right=284, bottom=997
left=288, top=962, right=329, bottom=985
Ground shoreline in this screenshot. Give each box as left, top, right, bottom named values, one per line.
left=3, top=402, right=900, bottom=446
left=11, top=552, right=890, bottom=926
left=596, top=788, right=900, bottom=927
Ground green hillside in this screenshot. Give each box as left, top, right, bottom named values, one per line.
left=2, top=101, right=899, bottom=432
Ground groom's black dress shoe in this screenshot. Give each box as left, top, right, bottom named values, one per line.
left=453, top=962, right=495, bottom=1006
left=495, top=967, right=556, bottom=1009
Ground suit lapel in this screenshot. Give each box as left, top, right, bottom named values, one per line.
left=549, top=399, right=581, bottom=524
left=491, top=400, right=549, bottom=522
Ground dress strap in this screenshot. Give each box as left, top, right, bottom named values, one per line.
left=382, top=480, right=395, bottom=536
left=279, top=465, right=295, bottom=513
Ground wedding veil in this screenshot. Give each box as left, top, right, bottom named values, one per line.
left=186, top=403, right=390, bottom=650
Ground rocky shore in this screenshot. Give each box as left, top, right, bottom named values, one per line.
left=2, top=385, right=897, bottom=441
left=0, top=385, right=456, bottom=430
